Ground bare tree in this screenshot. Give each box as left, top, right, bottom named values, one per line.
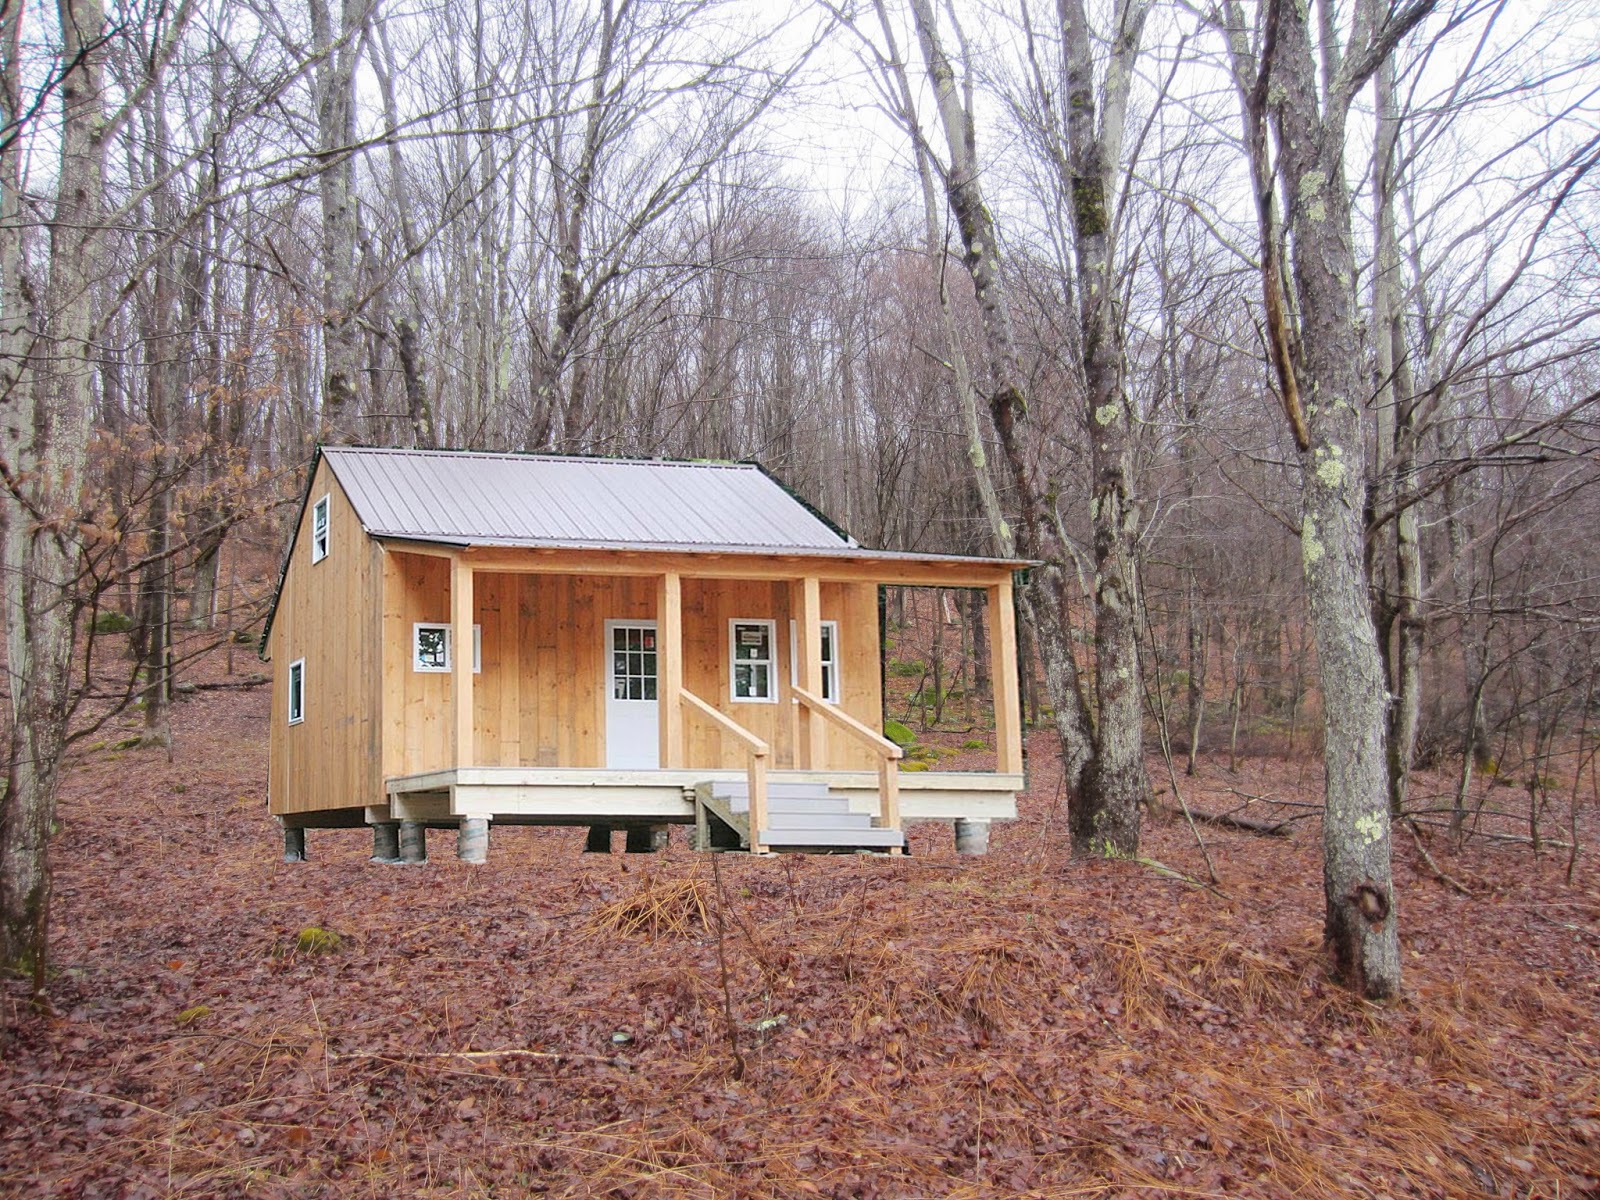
left=1, top=0, right=115, bottom=975
left=1219, top=0, right=1439, bottom=998
left=894, top=0, right=1154, bottom=855
left=308, top=0, right=370, bottom=443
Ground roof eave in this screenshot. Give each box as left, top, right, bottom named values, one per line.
left=372, top=531, right=1034, bottom=572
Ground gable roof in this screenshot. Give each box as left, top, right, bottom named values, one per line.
left=322, top=446, right=857, bottom=553
left=262, top=446, right=1027, bottom=658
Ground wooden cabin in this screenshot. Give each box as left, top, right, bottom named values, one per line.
left=262, top=447, right=1026, bottom=862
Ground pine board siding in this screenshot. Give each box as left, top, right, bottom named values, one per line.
left=376, top=563, right=882, bottom=774
left=268, top=463, right=383, bottom=815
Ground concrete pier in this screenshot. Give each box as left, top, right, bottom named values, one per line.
left=625, top=825, right=670, bottom=853
left=371, top=820, right=401, bottom=864
left=954, top=818, right=990, bottom=855
left=399, top=819, right=428, bottom=864
left=458, top=817, right=490, bottom=863
left=283, top=827, right=307, bottom=862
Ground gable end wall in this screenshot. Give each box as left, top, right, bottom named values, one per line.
left=266, top=461, right=383, bottom=815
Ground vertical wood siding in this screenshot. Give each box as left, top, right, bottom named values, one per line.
left=377, top=562, right=883, bottom=778
left=267, top=463, right=383, bottom=814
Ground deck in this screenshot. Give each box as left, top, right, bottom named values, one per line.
left=379, top=767, right=1022, bottom=830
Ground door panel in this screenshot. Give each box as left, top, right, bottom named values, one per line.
left=605, top=620, right=659, bottom=769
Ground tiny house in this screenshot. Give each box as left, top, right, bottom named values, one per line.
left=262, top=447, right=1026, bottom=861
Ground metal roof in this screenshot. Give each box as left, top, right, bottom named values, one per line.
left=322, top=447, right=856, bottom=552
left=261, top=446, right=1030, bottom=659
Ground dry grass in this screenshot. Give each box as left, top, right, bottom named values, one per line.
left=593, top=873, right=712, bottom=940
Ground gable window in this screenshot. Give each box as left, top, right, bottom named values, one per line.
left=288, top=659, right=305, bottom=725
left=790, top=619, right=840, bottom=702
left=311, top=495, right=330, bottom=563
left=413, top=623, right=482, bottom=673
left=729, top=619, right=777, bottom=702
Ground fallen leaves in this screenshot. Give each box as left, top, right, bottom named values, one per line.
left=1, top=643, right=1598, bottom=1198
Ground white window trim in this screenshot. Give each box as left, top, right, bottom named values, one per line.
left=728, top=618, right=778, bottom=704
left=310, top=494, right=330, bottom=564
left=789, top=619, right=840, bottom=703
left=287, top=658, right=305, bottom=725
left=412, top=622, right=482, bottom=673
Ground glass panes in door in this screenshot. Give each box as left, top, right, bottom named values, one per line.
left=612, top=624, right=657, bottom=701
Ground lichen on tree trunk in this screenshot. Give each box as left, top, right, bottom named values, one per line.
left=1220, top=0, right=1427, bottom=999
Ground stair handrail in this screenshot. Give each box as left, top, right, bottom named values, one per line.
left=681, top=689, right=770, bottom=854
left=791, top=685, right=902, bottom=838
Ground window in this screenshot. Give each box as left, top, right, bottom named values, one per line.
left=729, top=619, right=777, bottom=702
left=790, top=619, right=840, bottom=702
left=413, top=623, right=482, bottom=673
left=287, top=659, right=305, bottom=725
left=311, top=495, right=330, bottom=563
left=610, top=624, right=658, bottom=700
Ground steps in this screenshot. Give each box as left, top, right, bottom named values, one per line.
left=694, top=778, right=905, bottom=854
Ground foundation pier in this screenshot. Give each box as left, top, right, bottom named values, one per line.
left=584, top=825, right=613, bottom=853
left=371, top=821, right=401, bottom=864
left=458, top=817, right=490, bottom=864
left=399, top=820, right=428, bottom=864
left=625, top=825, right=670, bottom=853
left=954, top=819, right=990, bottom=856
left=283, top=826, right=307, bottom=863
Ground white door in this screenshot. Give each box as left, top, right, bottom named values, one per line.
left=605, top=620, right=660, bottom=769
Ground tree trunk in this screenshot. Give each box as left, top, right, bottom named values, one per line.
left=1185, top=573, right=1205, bottom=774
left=1373, top=56, right=1424, bottom=819
left=373, top=15, right=433, bottom=449
left=0, top=0, right=108, bottom=972
left=309, top=0, right=364, bottom=444
left=1061, top=0, right=1152, bottom=857
left=906, top=0, right=1102, bottom=812
left=1259, top=0, right=1408, bottom=999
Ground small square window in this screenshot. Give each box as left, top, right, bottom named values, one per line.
left=413, top=623, right=482, bottom=673
left=730, top=619, right=777, bottom=703
left=288, top=658, right=305, bottom=725
left=311, top=495, right=330, bottom=564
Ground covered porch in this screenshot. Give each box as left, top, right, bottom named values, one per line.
left=357, top=540, right=1026, bottom=858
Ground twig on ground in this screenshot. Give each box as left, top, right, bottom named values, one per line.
left=1188, top=809, right=1294, bottom=837
left=1403, top=819, right=1474, bottom=896
left=708, top=855, right=746, bottom=1081
left=330, top=1048, right=615, bottom=1063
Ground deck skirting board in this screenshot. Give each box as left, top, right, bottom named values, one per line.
left=381, top=769, right=1020, bottom=827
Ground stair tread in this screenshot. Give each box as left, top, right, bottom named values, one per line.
left=724, top=799, right=853, bottom=815
left=762, top=814, right=879, bottom=829
left=758, top=828, right=905, bottom=847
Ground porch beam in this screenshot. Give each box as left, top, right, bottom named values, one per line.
left=442, top=544, right=1020, bottom=589
left=452, top=555, right=474, bottom=768
left=988, top=576, right=1024, bottom=774
left=792, top=574, right=825, bottom=769
left=657, top=570, right=684, bottom=767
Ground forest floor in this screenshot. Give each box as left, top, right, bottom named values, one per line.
left=2, top=642, right=1598, bottom=1199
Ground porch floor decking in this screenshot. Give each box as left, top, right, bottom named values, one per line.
left=383, top=767, right=1022, bottom=827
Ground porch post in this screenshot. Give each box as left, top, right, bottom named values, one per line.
left=452, top=555, right=475, bottom=768
left=657, top=570, right=684, bottom=767
left=988, top=574, right=1024, bottom=774
left=793, top=574, right=825, bottom=769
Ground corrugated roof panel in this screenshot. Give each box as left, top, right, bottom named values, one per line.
left=321, top=447, right=851, bottom=551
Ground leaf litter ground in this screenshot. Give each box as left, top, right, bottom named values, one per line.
left=3, top=648, right=1598, bottom=1198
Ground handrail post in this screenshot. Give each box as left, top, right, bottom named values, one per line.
left=749, top=751, right=769, bottom=854
left=792, top=684, right=902, bottom=849
left=679, top=688, right=772, bottom=854
left=877, top=758, right=900, bottom=844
